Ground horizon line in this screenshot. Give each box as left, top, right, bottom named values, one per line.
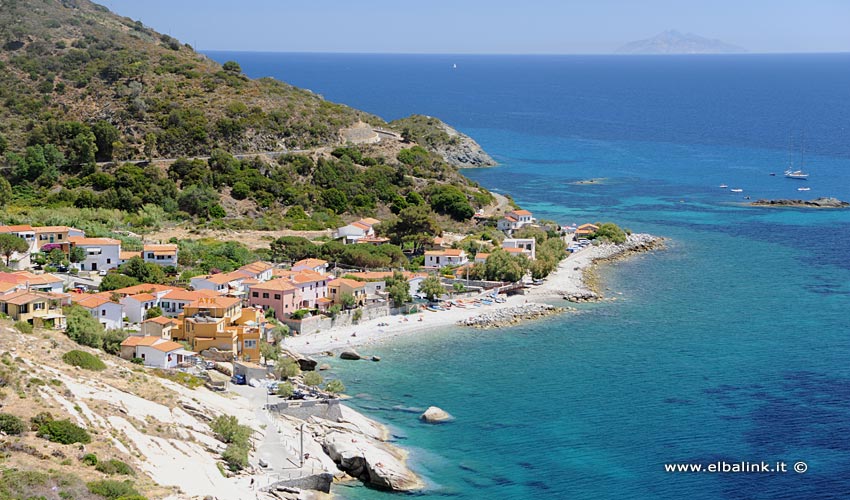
left=199, top=49, right=850, bottom=57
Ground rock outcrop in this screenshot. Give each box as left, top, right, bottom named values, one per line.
left=420, top=406, right=453, bottom=423
left=281, top=348, right=318, bottom=371
left=750, top=197, right=849, bottom=208
left=339, top=350, right=363, bottom=360
left=320, top=430, right=423, bottom=491
left=457, top=303, right=564, bottom=328
left=435, top=121, right=497, bottom=168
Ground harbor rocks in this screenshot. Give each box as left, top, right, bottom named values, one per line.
left=420, top=406, right=453, bottom=423
left=339, top=350, right=362, bottom=360
left=281, top=348, right=317, bottom=371
left=321, top=430, right=424, bottom=491
left=750, top=197, right=849, bottom=208
left=457, top=303, right=564, bottom=328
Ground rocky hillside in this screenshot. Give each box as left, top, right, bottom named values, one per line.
left=390, top=115, right=496, bottom=168
left=0, top=0, right=500, bottom=232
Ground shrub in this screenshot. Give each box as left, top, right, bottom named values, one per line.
left=275, top=357, right=300, bottom=379
left=37, top=419, right=91, bottom=444
left=86, top=479, right=141, bottom=499
left=276, top=382, right=294, bottom=398
left=0, top=413, right=26, bottom=434
left=222, top=442, right=249, bottom=471
left=62, top=350, right=106, bottom=371
left=13, top=321, right=33, bottom=334
left=303, top=371, right=323, bottom=387
left=325, top=379, right=345, bottom=395
left=81, top=453, right=99, bottom=466
left=30, top=411, right=54, bottom=431
left=96, top=459, right=135, bottom=476
left=210, top=415, right=251, bottom=444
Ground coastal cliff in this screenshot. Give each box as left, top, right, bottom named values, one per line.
left=391, top=115, right=497, bottom=168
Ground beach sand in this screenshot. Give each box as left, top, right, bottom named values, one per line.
left=283, top=234, right=660, bottom=356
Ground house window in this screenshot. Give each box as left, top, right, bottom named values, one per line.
left=244, top=340, right=257, bottom=349
left=33, top=303, right=44, bottom=311
left=274, top=294, right=281, bottom=300
left=262, top=293, right=269, bottom=299
left=252, top=292, right=258, bottom=298
left=106, top=258, right=111, bottom=264
left=101, top=310, right=106, bottom=316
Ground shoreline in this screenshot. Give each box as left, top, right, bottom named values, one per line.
left=284, top=233, right=664, bottom=356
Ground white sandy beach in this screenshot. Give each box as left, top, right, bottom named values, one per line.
left=284, top=234, right=660, bottom=355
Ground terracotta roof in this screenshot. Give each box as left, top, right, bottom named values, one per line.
left=577, top=223, right=599, bottom=230
left=34, top=226, right=82, bottom=233
left=121, top=335, right=161, bottom=347
left=161, top=289, right=216, bottom=302
left=0, top=225, right=34, bottom=232
left=359, top=217, right=381, bottom=226
left=291, top=269, right=326, bottom=284
left=349, top=222, right=369, bottom=230
left=68, top=236, right=121, bottom=246
left=316, top=297, right=333, bottom=303
left=511, top=209, right=532, bottom=216
left=119, top=251, right=141, bottom=260
left=238, top=261, right=274, bottom=274
left=0, top=282, right=21, bottom=293
left=357, top=236, right=390, bottom=244
left=503, top=216, right=518, bottom=222
left=0, top=271, right=62, bottom=286
left=195, top=272, right=245, bottom=285
left=344, top=271, right=427, bottom=281
left=143, top=315, right=177, bottom=326
left=143, top=244, right=178, bottom=253
left=328, top=278, right=366, bottom=289
left=72, top=295, right=114, bottom=309
left=293, top=258, right=327, bottom=269
left=1, top=290, right=59, bottom=306
left=475, top=253, right=490, bottom=259
left=126, top=293, right=156, bottom=303
left=151, top=340, right=186, bottom=352
left=250, top=278, right=296, bottom=292
left=504, top=247, right=526, bottom=253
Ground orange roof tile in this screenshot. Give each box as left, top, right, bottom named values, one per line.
left=511, top=209, right=532, bottom=216
left=143, top=244, right=178, bottom=252
left=328, top=278, right=366, bottom=289
left=504, top=247, right=526, bottom=253
left=68, top=237, right=121, bottom=246
left=359, top=217, right=381, bottom=226
left=143, top=316, right=178, bottom=326
left=0, top=225, right=34, bottom=232
left=503, top=216, right=518, bottom=222
left=126, top=293, right=156, bottom=302
left=293, top=258, right=328, bottom=269
left=188, top=295, right=242, bottom=309
left=239, top=261, right=274, bottom=274
left=250, top=278, right=296, bottom=292
left=111, top=284, right=173, bottom=296
left=151, top=340, right=186, bottom=353
left=291, top=269, right=326, bottom=284
left=72, top=295, right=114, bottom=308
left=119, top=251, right=141, bottom=260
left=349, top=222, right=369, bottom=230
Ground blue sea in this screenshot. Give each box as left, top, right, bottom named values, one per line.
left=209, top=52, right=850, bottom=499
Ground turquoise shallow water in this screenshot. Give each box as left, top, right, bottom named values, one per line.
left=210, top=52, right=850, bottom=498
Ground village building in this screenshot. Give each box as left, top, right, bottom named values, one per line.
left=248, top=278, right=300, bottom=321
left=68, top=237, right=121, bottom=272
left=69, top=293, right=123, bottom=330
left=140, top=315, right=179, bottom=339
left=497, top=209, right=534, bottom=233
left=0, top=290, right=68, bottom=329
left=334, top=218, right=381, bottom=244
left=502, top=238, right=536, bottom=260
left=119, top=336, right=194, bottom=369
left=142, top=244, right=178, bottom=266
left=291, top=258, right=329, bottom=274
left=327, top=278, right=367, bottom=308
left=424, top=248, right=469, bottom=268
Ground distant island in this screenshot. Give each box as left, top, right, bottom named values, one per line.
left=750, top=197, right=849, bottom=209
left=616, top=30, right=746, bottom=55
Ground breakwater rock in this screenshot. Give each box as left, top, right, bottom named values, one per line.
left=457, top=303, right=564, bottom=328
left=420, top=406, right=453, bottom=423
left=750, top=197, right=849, bottom=208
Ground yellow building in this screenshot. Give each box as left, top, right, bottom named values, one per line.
left=327, top=278, right=367, bottom=308
left=173, top=296, right=263, bottom=362
left=0, top=290, right=68, bottom=329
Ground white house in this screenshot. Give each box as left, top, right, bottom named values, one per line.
left=502, top=238, right=536, bottom=260
left=237, top=261, right=275, bottom=282
left=68, top=237, right=121, bottom=272
left=190, top=271, right=246, bottom=296
left=120, top=292, right=162, bottom=324
left=334, top=217, right=380, bottom=244
left=142, top=244, right=178, bottom=266
left=497, top=209, right=534, bottom=232
left=424, top=249, right=468, bottom=268
left=291, top=258, right=328, bottom=275
left=0, top=225, right=37, bottom=270
left=72, top=294, right=124, bottom=330
left=120, top=336, right=193, bottom=369
left=0, top=271, right=64, bottom=294
left=119, top=251, right=141, bottom=266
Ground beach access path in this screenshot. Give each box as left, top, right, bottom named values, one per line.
left=283, top=234, right=659, bottom=356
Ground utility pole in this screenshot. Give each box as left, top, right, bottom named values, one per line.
left=299, top=422, right=305, bottom=468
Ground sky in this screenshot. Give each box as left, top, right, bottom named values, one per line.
left=97, top=0, right=850, bottom=54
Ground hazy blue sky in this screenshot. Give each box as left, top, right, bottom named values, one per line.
left=98, top=0, right=850, bottom=54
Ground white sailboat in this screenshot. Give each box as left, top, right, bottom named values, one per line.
left=784, top=134, right=809, bottom=180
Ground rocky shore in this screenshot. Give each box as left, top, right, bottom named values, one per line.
left=434, top=120, right=497, bottom=168
left=457, top=303, right=565, bottom=328
left=750, top=197, right=849, bottom=208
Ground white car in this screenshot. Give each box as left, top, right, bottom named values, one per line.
left=98, top=269, right=108, bottom=276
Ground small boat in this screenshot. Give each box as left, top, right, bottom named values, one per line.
left=730, top=188, right=743, bottom=193
left=785, top=169, right=809, bottom=180
left=797, top=187, right=811, bottom=191
left=719, top=184, right=728, bottom=189
left=769, top=172, right=776, bottom=176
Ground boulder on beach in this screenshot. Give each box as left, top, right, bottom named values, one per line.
left=318, top=363, right=331, bottom=371
left=420, top=406, right=453, bottom=423
left=371, top=356, right=381, bottom=362
left=281, top=348, right=318, bottom=371
left=340, top=350, right=363, bottom=360
left=322, top=430, right=423, bottom=491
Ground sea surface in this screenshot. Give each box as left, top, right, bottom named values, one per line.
left=208, top=52, right=850, bottom=499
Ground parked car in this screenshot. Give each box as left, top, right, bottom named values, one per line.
left=204, top=361, right=216, bottom=370
left=289, top=390, right=307, bottom=400
left=231, top=374, right=246, bottom=385
left=98, top=269, right=108, bottom=276
left=266, top=382, right=280, bottom=395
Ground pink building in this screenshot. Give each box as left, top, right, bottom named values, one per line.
left=248, top=278, right=300, bottom=320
